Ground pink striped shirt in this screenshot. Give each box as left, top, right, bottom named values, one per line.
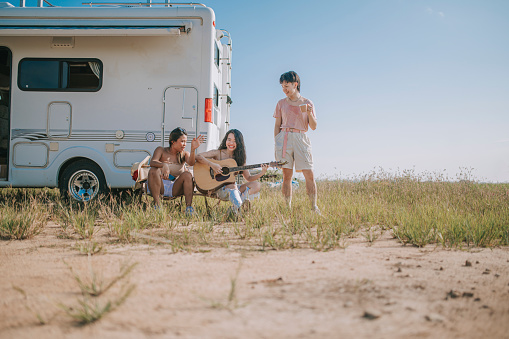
left=273, top=98, right=316, bottom=132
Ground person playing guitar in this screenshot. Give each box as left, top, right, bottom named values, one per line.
left=195, top=129, right=268, bottom=215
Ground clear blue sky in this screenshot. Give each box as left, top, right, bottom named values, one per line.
left=41, top=1, right=509, bottom=182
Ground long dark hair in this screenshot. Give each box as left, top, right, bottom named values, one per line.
left=218, top=129, right=246, bottom=166
left=168, top=127, right=187, bottom=164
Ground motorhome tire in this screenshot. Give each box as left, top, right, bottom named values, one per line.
left=59, top=160, right=107, bottom=202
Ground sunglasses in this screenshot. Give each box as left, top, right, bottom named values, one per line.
left=176, top=127, right=187, bottom=134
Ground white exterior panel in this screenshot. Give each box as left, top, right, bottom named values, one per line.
left=0, top=4, right=231, bottom=197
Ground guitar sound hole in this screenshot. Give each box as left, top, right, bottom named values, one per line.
left=214, top=174, right=231, bottom=182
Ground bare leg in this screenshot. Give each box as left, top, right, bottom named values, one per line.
left=239, top=181, right=261, bottom=195
left=220, top=183, right=242, bottom=212
left=301, top=169, right=318, bottom=210
left=172, top=171, right=194, bottom=207
left=282, top=168, right=293, bottom=208
left=147, top=167, right=164, bottom=206
left=238, top=181, right=262, bottom=211
left=224, top=183, right=238, bottom=189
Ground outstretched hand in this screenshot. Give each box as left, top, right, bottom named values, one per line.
left=191, top=135, right=205, bottom=150
left=260, top=164, right=269, bottom=175
left=273, top=160, right=288, bottom=169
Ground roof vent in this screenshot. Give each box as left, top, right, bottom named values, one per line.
left=51, top=36, right=75, bottom=48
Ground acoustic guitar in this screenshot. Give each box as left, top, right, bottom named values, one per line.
left=194, top=158, right=285, bottom=193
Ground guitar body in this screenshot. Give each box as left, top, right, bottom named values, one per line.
left=194, top=158, right=238, bottom=192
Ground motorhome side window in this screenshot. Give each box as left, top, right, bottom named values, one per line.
left=213, top=86, right=219, bottom=108
left=214, top=44, right=220, bottom=68
left=18, top=58, right=102, bottom=91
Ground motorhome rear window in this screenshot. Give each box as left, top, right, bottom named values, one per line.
left=18, top=58, right=102, bottom=92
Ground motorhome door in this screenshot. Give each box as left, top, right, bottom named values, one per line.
left=163, top=86, right=197, bottom=150
left=0, top=47, right=11, bottom=180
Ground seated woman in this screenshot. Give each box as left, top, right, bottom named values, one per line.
left=147, top=127, right=204, bottom=215
left=195, top=129, right=267, bottom=215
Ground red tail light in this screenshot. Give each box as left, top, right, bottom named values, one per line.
left=205, top=98, right=213, bottom=123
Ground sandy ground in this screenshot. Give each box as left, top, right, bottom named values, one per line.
left=1, top=222, right=508, bottom=339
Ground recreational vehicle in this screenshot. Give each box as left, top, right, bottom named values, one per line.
left=0, top=1, right=232, bottom=201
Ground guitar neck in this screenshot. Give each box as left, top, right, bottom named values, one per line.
left=229, top=162, right=270, bottom=172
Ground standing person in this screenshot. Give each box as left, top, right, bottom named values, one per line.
left=195, top=129, right=268, bottom=216
left=273, top=71, right=320, bottom=214
left=147, top=127, right=204, bottom=215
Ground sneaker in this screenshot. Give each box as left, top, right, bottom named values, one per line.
left=241, top=187, right=250, bottom=203
left=185, top=206, right=194, bottom=217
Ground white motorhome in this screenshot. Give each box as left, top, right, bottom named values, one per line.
left=0, top=1, right=232, bottom=201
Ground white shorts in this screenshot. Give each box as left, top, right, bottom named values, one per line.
left=216, top=186, right=233, bottom=201
left=147, top=179, right=174, bottom=198
left=216, top=185, right=260, bottom=202
left=275, top=130, right=313, bottom=171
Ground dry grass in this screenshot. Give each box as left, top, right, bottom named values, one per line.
left=59, top=258, right=137, bottom=325
left=0, top=168, right=508, bottom=249
left=0, top=196, right=49, bottom=240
